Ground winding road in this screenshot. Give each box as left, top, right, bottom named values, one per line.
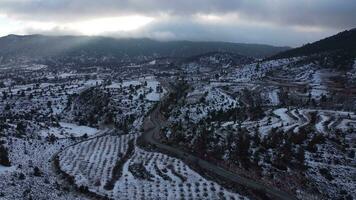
left=53, top=81, right=297, bottom=200
left=142, top=96, right=297, bottom=200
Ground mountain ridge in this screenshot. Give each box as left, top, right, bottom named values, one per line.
left=270, top=28, right=356, bottom=59
left=0, top=34, right=289, bottom=64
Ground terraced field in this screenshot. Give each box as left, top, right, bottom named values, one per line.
left=113, top=148, right=247, bottom=200
left=246, top=108, right=356, bottom=135
left=58, top=133, right=136, bottom=196
left=57, top=132, right=248, bottom=199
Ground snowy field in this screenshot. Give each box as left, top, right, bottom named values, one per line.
left=58, top=133, right=248, bottom=200
left=40, top=122, right=99, bottom=138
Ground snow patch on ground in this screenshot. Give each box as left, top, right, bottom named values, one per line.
left=0, top=165, right=16, bottom=175
left=40, top=122, right=99, bottom=138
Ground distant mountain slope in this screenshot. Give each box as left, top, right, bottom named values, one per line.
left=0, top=34, right=289, bottom=64
left=271, top=28, right=356, bottom=59
left=180, top=51, right=254, bottom=68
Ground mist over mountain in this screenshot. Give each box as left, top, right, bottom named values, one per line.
left=1, top=15, right=356, bottom=200
left=0, top=34, right=289, bottom=65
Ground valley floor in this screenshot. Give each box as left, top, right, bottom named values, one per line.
left=0, top=56, right=355, bottom=200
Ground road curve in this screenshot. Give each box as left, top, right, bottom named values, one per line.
left=142, top=101, right=297, bottom=200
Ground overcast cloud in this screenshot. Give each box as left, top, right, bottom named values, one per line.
left=0, top=0, right=355, bottom=46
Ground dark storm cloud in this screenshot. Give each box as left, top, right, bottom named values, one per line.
left=124, top=16, right=338, bottom=46
left=0, top=0, right=355, bottom=29
left=0, top=0, right=355, bottom=46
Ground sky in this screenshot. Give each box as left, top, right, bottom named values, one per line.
left=0, top=0, right=355, bottom=47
